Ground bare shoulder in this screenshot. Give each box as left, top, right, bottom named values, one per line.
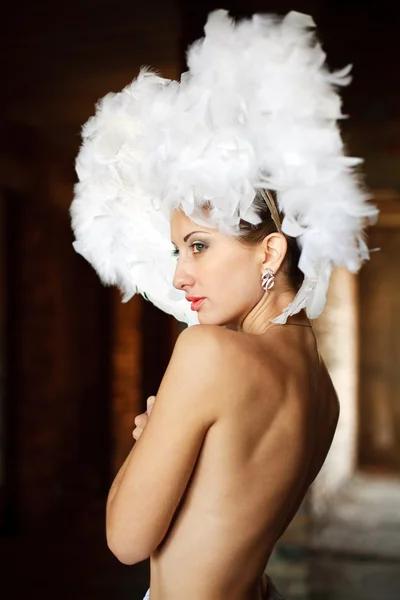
left=173, top=325, right=233, bottom=373
left=176, top=324, right=253, bottom=365
left=174, top=325, right=269, bottom=390
left=177, top=323, right=224, bottom=345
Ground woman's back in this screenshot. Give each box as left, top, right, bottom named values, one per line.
left=150, top=324, right=339, bottom=600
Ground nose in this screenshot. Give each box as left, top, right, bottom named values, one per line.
left=172, top=258, right=196, bottom=291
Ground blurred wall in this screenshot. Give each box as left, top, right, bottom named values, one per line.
left=0, top=195, right=5, bottom=492
left=0, top=1, right=181, bottom=598
left=0, top=0, right=399, bottom=597
left=312, top=269, right=359, bottom=515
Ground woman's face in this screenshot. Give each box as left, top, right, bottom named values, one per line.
left=170, top=209, right=265, bottom=327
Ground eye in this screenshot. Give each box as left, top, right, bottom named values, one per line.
left=191, top=242, right=208, bottom=254
left=171, top=241, right=208, bottom=258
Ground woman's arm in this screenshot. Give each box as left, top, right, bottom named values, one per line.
left=107, top=450, right=133, bottom=510
left=106, top=324, right=222, bottom=565
left=107, top=396, right=156, bottom=508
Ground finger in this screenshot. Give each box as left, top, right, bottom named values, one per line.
left=132, top=427, right=143, bottom=440
left=134, top=414, right=148, bottom=428
left=147, top=396, right=156, bottom=414
left=147, top=395, right=156, bottom=408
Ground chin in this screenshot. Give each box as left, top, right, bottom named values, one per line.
left=197, top=307, right=237, bottom=328
left=196, top=313, right=215, bottom=325
left=196, top=311, right=219, bottom=326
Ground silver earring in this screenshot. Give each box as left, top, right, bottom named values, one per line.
left=261, top=268, right=275, bottom=292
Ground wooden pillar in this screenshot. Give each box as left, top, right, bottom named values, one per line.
left=110, top=291, right=143, bottom=473
left=0, top=193, right=8, bottom=531
left=358, top=193, right=400, bottom=473
left=5, top=143, right=112, bottom=530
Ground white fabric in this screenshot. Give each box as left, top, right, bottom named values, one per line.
left=141, top=576, right=285, bottom=599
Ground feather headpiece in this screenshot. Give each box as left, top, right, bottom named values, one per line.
left=70, top=10, right=378, bottom=325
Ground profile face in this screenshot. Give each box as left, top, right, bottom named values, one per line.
left=170, top=209, right=264, bottom=327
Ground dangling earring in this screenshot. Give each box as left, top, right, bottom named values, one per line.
left=261, top=268, right=275, bottom=292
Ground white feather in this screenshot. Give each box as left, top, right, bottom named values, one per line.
left=70, top=9, right=378, bottom=325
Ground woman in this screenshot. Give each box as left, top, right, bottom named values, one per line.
left=114, top=201, right=340, bottom=600
left=70, top=10, right=377, bottom=600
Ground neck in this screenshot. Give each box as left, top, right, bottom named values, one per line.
left=239, top=287, right=309, bottom=335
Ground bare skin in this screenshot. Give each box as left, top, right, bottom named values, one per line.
left=138, top=320, right=339, bottom=600
left=108, top=210, right=340, bottom=599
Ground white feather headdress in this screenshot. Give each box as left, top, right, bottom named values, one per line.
left=70, top=9, right=378, bottom=326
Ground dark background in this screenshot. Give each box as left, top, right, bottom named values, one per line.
left=0, top=1, right=399, bottom=598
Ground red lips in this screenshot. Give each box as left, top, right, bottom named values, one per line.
left=188, top=298, right=205, bottom=311
left=186, top=296, right=205, bottom=302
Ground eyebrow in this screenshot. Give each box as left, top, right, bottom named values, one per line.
left=172, top=231, right=211, bottom=246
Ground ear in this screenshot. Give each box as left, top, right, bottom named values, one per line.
left=259, top=232, right=288, bottom=273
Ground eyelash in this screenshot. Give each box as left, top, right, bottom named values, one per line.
left=171, top=242, right=208, bottom=258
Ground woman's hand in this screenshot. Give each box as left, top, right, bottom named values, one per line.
left=132, top=396, right=156, bottom=441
